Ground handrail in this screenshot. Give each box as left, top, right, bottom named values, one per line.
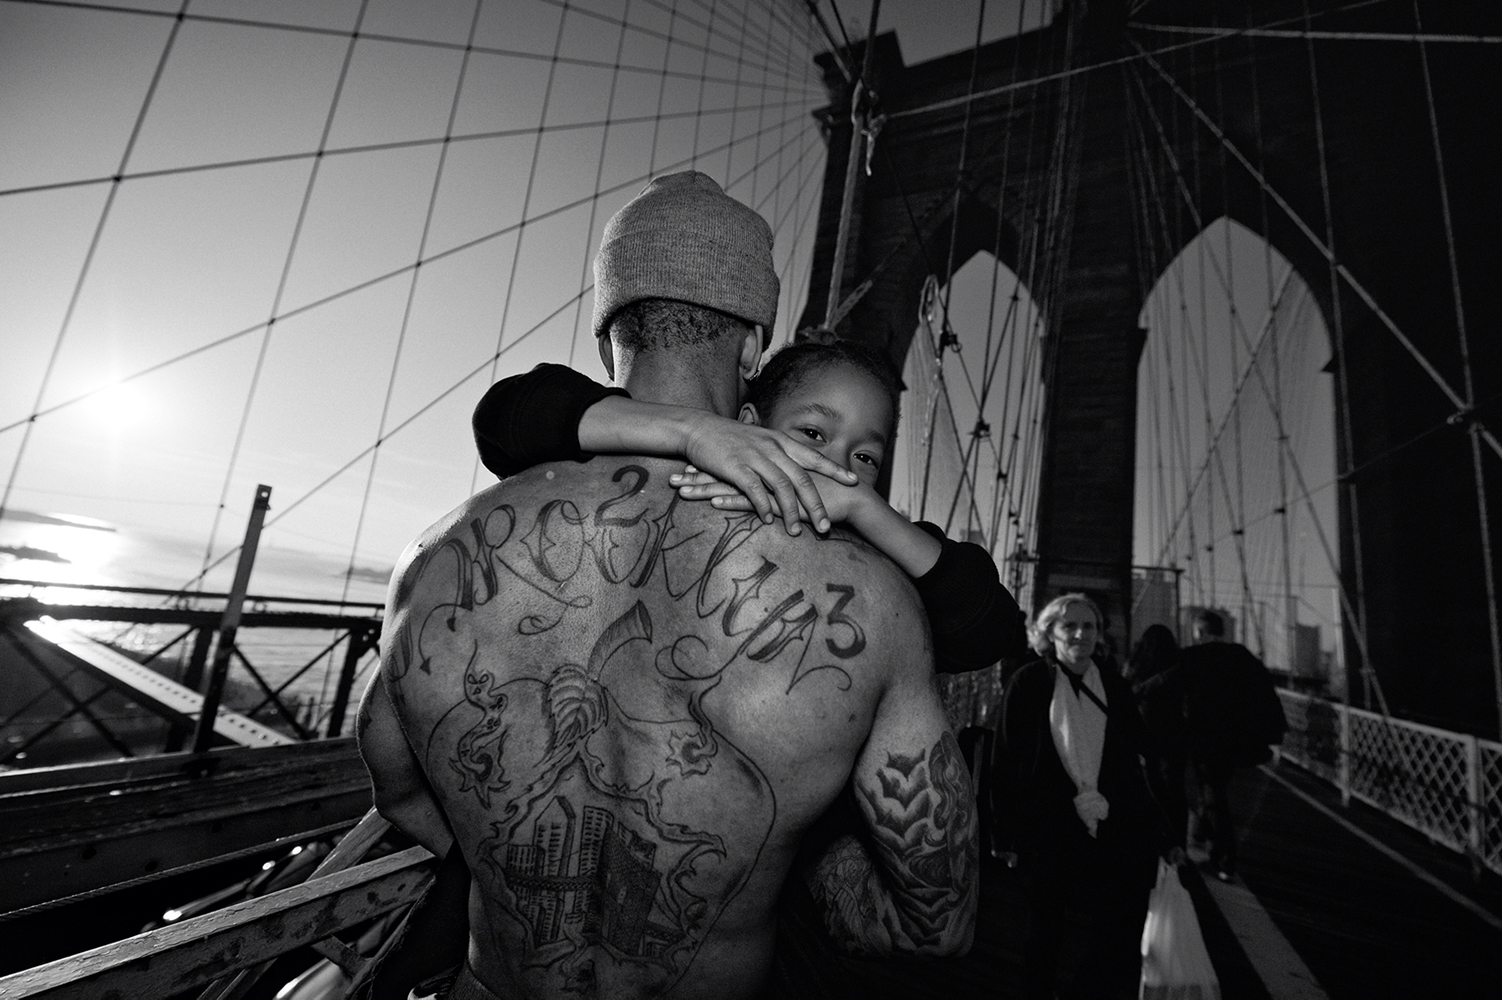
left=1276, top=689, right=1502, bottom=875
left=0, top=809, right=436, bottom=1000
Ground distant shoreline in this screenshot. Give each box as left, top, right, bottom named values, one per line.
left=0, top=508, right=116, bottom=531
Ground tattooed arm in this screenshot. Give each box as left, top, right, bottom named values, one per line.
left=356, top=668, right=454, bottom=859
left=805, top=666, right=980, bottom=957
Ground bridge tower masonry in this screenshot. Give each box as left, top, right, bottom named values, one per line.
left=799, top=1, right=1502, bottom=736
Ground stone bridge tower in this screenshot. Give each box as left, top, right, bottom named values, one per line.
left=799, top=1, right=1501, bottom=735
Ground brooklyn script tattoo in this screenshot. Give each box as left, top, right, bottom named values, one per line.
left=809, top=731, right=979, bottom=955
left=388, top=463, right=884, bottom=993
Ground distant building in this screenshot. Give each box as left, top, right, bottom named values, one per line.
left=1130, top=568, right=1180, bottom=650
left=1291, top=623, right=1321, bottom=679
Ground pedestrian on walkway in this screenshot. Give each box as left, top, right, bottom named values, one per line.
left=1125, top=623, right=1190, bottom=849
left=990, top=593, right=1169, bottom=999
left=1183, top=609, right=1287, bottom=881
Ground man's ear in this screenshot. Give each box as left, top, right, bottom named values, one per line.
left=739, top=402, right=761, bottom=426
left=597, top=335, right=616, bottom=381
left=738, top=325, right=764, bottom=382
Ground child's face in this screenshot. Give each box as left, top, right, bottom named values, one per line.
left=759, top=364, right=893, bottom=488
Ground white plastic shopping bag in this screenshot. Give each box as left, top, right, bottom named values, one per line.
left=1140, top=859, right=1221, bottom=1000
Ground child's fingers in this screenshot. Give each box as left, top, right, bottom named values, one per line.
left=678, top=481, right=744, bottom=499
left=783, top=440, right=857, bottom=485
left=670, top=469, right=719, bottom=487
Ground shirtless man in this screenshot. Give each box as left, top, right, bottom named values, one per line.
left=357, top=172, right=977, bottom=1000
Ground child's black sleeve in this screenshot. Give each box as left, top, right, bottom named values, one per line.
left=911, top=521, right=1030, bottom=673
left=472, top=363, right=629, bottom=479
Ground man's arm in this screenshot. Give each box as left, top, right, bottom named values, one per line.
left=805, top=658, right=979, bottom=957
left=355, top=670, right=454, bottom=859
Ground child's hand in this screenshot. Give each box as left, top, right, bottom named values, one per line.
left=677, top=416, right=857, bottom=534
left=674, top=467, right=877, bottom=530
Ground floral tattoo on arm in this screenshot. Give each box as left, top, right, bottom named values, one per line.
left=807, top=731, right=979, bottom=955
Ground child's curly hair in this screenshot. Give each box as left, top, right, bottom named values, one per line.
left=748, top=339, right=901, bottom=432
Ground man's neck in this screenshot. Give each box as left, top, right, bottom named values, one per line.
left=617, top=353, right=739, bottom=418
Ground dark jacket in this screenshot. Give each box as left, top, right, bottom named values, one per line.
left=990, top=656, right=1166, bottom=891
left=472, top=363, right=1028, bottom=672
left=1182, top=641, right=1288, bottom=767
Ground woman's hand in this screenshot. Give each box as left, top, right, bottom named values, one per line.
left=677, top=415, right=857, bottom=534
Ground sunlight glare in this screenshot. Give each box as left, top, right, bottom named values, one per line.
left=83, top=381, right=156, bottom=429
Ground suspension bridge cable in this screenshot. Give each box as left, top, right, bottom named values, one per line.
left=0, top=103, right=817, bottom=441
left=1130, top=38, right=1502, bottom=460
left=1246, top=12, right=1300, bottom=670
left=1411, top=0, right=1502, bottom=735
left=939, top=0, right=989, bottom=333
left=1127, top=81, right=1201, bottom=590
left=1130, top=55, right=1381, bottom=699
left=874, top=0, right=1393, bottom=123
left=0, top=95, right=821, bottom=203
left=0, top=0, right=190, bottom=525
left=174, top=285, right=590, bottom=591
left=0, top=5, right=821, bottom=149
left=762, top=120, right=828, bottom=344
left=536, top=0, right=808, bottom=85
left=1299, top=0, right=1374, bottom=689
left=1129, top=22, right=1502, bottom=45
left=342, top=0, right=485, bottom=607
left=1208, top=19, right=1262, bottom=651
left=197, top=0, right=373, bottom=587
left=689, top=0, right=722, bottom=160
left=797, top=1, right=853, bottom=85
left=167, top=90, right=827, bottom=590
left=995, top=0, right=1060, bottom=579
left=1129, top=85, right=1300, bottom=572
left=563, top=0, right=635, bottom=374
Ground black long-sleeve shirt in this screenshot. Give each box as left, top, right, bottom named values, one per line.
left=472, top=363, right=1028, bottom=673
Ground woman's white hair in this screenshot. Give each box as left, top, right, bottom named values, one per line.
left=1028, top=592, right=1104, bottom=657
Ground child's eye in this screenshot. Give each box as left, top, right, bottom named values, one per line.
left=797, top=426, right=826, bottom=443
left=854, top=452, right=880, bottom=469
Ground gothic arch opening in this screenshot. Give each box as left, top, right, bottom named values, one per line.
left=888, top=249, right=1045, bottom=612
left=1133, top=217, right=1340, bottom=693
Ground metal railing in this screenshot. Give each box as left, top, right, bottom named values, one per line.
left=1276, top=689, right=1502, bottom=875
left=0, top=579, right=383, bottom=766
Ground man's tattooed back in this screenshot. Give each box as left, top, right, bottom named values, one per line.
left=371, top=456, right=978, bottom=999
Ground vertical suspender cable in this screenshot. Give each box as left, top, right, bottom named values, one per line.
left=565, top=0, right=634, bottom=371
left=822, top=0, right=880, bottom=328
left=1247, top=11, right=1299, bottom=674
left=468, top=1, right=572, bottom=497
left=0, top=0, right=193, bottom=525
left=1411, top=1, right=1502, bottom=737
left=197, top=0, right=371, bottom=590
left=1301, top=2, right=1373, bottom=706
left=339, top=0, right=486, bottom=611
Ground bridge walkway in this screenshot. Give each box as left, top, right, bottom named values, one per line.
left=772, top=759, right=1502, bottom=1000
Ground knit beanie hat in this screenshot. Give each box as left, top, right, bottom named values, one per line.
left=592, top=171, right=779, bottom=345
